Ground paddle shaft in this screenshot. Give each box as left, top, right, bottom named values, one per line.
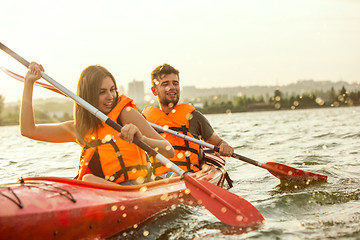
left=0, top=42, right=184, bottom=176
left=149, top=122, right=262, bottom=167
left=150, top=118, right=328, bottom=182
left=0, top=43, right=30, bottom=67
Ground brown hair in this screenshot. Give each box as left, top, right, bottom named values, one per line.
left=150, top=63, right=179, bottom=87
left=74, top=65, right=118, bottom=144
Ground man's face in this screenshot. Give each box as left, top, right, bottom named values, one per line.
left=152, top=73, right=180, bottom=108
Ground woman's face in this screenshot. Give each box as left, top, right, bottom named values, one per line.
left=98, top=76, right=117, bottom=114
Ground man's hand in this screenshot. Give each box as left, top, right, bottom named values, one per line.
left=218, top=140, right=234, bottom=157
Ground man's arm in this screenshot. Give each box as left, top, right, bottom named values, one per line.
left=189, top=111, right=234, bottom=157
left=188, top=111, right=214, bottom=141
left=206, top=132, right=234, bottom=157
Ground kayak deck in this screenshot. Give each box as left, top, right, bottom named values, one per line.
left=0, top=157, right=228, bottom=240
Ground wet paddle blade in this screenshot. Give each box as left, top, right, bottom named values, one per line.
left=262, top=162, right=327, bottom=182
left=183, top=174, right=265, bottom=227
left=232, top=153, right=327, bottom=183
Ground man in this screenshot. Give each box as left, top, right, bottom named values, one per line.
left=142, top=63, right=234, bottom=177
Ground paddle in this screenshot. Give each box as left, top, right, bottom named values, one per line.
left=0, top=66, right=66, bottom=96
left=150, top=123, right=328, bottom=182
left=0, top=66, right=328, bottom=182
left=0, top=42, right=265, bottom=227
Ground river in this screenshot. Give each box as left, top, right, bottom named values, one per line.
left=1, top=106, right=359, bottom=239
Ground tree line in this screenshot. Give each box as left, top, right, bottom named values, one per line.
left=0, top=98, right=73, bottom=126
left=190, top=86, right=360, bottom=114
left=1, top=86, right=359, bottom=125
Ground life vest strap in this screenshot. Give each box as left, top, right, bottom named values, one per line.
left=109, top=164, right=149, bottom=183
left=84, top=139, right=132, bottom=182
left=168, top=126, right=187, bottom=132
left=151, top=161, right=200, bottom=171
left=201, top=153, right=233, bottom=189
left=172, top=146, right=199, bottom=155
left=84, top=139, right=103, bottom=149
left=109, top=140, right=129, bottom=181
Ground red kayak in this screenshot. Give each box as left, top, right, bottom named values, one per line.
left=0, top=154, right=230, bottom=240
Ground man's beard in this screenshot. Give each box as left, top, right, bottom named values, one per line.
left=160, top=95, right=179, bottom=108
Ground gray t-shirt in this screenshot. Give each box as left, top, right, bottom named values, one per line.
left=188, top=111, right=214, bottom=141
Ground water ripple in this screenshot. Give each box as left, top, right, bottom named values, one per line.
left=1, top=107, right=360, bottom=239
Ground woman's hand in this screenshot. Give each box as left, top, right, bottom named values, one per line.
left=25, top=62, right=44, bottom=85
left=118, top=123, right=143, bottom=144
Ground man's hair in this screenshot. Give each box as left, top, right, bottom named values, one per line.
left=151, top=63, right=179, bottom=87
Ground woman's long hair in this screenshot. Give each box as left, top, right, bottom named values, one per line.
left=74, top=65, right=118, bottom=144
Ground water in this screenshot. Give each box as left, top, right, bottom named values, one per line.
left=1, top=107, right=359, bottom=239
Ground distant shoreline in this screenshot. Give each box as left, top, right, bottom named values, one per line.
left=1, top=104, right=358, bottom=127
left=197, top=104, right=359, bottom=115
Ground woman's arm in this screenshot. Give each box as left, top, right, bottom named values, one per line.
left=20, top=62, right=76, bottom=143
left=119, top=107, right=175, bottom=159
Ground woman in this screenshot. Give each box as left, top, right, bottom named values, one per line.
left=21, top=62, right=174, bottom=185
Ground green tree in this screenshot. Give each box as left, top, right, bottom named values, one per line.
left=337, top=86, right=349, bottom=106
left=340, top=86, right=347, bottom=96
left=329, top=87, right=336, bottom=98
left=257, top=95, right=265, bottom=103
left=273, top=88, right=284, bottom=109
left=349, top=91, right=360, bottom=105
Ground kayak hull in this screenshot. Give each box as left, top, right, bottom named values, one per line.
left=0, top=155, right=227, bottom=239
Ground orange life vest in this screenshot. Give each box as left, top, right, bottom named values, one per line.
left=77, top=95, right=149, bottom=183
left=142, top=103, right=201, bottom=175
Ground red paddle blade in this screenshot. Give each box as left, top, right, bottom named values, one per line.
left=183, top=174, right=265, bottom=227
left=0, top=67, right=66, bottom=96
left=262, top=162, right=327, bottom=182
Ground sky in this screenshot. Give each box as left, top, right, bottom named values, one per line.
left=1, top=0, right=360, bottom=103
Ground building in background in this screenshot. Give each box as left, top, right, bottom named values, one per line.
left=127, top=79, right=144, bottom=104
